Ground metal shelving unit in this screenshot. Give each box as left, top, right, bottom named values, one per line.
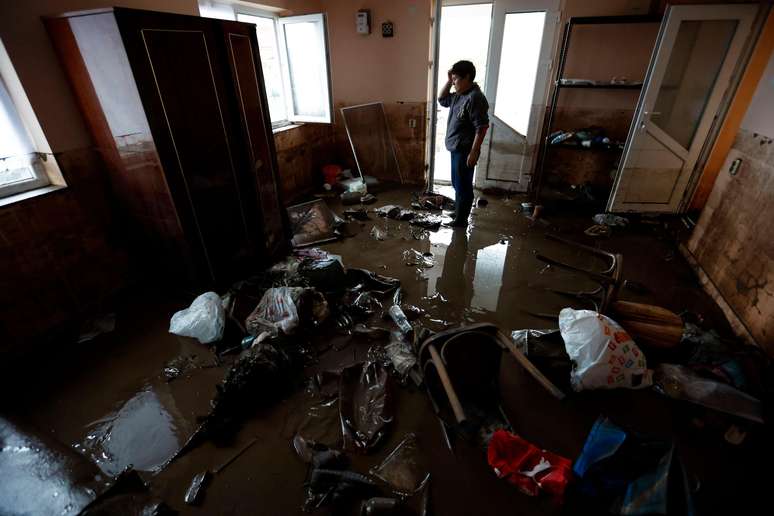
left=533, top=14, right=661, bottom=200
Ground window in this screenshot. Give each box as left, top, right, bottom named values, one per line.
left=0, top=39, right=55, bottom=199
left=199, top=1, right=333, bottom=127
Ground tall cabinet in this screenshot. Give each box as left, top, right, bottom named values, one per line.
left=45, top=8, right=287, bottom=289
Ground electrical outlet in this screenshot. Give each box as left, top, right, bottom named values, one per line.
left=408, top=118, right=416, bottom=128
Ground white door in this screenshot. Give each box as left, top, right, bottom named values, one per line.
left=608, top=4, right=756, bottom=213
left=476, top=0, right=560, bottom=192
left=429, top=0, right=559, bottom=190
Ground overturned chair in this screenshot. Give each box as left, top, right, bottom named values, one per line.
left=418, top=323, right=564, bottom=439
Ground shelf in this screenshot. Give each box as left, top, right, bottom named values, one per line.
left=556, top=82, right=642, bottom=89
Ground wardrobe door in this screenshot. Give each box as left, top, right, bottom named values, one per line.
left=218, top=20, right=287, bottom=258
left=114, top=8, right=260, bottom=286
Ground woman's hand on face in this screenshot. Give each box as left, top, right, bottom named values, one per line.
left=447, top=69, right=453, bottom=83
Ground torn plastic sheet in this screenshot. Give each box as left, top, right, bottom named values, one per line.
left=352, top=291, right=384, bottom=316
left=376, top=205, right=401, bottom=218
left=402, top=249, right=434, bottom=268
left=345, top=268, right=401, bottom=296
left=339, top=359, right=394, bottom=453
left=370, top=226, right=387, bottom=241
left=370, top=433, right=429, bottom=496
left=410, top=215, right=443, bottom=231
left=653, top=363, right=764, bottom=423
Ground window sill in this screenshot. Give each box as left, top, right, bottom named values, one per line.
left=272, top=123, right=304, bottom=135
left=0, top=184, right=67, bottom=208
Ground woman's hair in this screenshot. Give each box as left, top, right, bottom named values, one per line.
left=451, top=60, right=476, bottom=81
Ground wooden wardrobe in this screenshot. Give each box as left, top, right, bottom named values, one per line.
left=46, top=8, right=287, bottom=289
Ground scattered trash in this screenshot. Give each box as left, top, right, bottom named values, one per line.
left=385, top=332, right=417, bottom=376
left=352, top=291, right=383, bottom=316
left=339, top=358, right=394, bottom=453
left=487, top=429, right=571, bottom=499
left=162, top=354, right=201, bottom=382
left=370, top=226, right=387, bottom=241
left=169, top=292, right=225, bottom=344
left=344, top=208, right=370, bottom=220
left=402, top=249, right=434, bottom=268
left=573, top=416, right=695, bottom=515
left=388, top=305, right=413, bottom=335
left=341, top=191, right=362, bottom=205
left=584, top=224, right=611, bottom=237
left=352, top=324, right=391, bottom=340
left=184, top=471, right=211, bottom=505
left=592, top=213, right=629, bottom=227
left=414, top=192, right=454, bottom=211
left=360, top=497, right=400, bottom=515
left=77, top=313, right=117, bottom=343
left=287, top=199, right=339, bottom=247
left=245, top=287, right=303, bottom=336
left=559, top=308, right=652, bottom=391
left=653, top=363, right=764, bottom=423
left=611, top=300, right=683, bottom=350
left=361, top=193, right=377, bottom=205
left=370, top=433, right=429, bottom=496
left=520, top=202, right=534, bottom=214
left=410, top=214, right=443, bottom=231
left=376, top=205, right=401, bottom=218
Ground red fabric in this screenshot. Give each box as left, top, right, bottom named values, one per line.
left=322, top=164, right=341, bottom=184
left=487, top=430, right=572, bottom=498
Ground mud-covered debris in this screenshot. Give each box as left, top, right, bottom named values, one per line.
left=344, top=208, right=370, bottom=220
left=370, top=226, right=387, bottom=241
left=410, top=215, right=443, bottom=231
left=376, top=205, right=401, bottom=218
left=339, top=358, right=394, bottom=453
left=184, top=471, right=210, bottom=505
left=361, top=194, right=377, bottom=205
left=351, top=291, right=383, bottom=316
left=352, top=324, right=391, bottom=340
left=592, top=213, right=629, bottom=227
left=414, top=192, right=454, bottom=211
left=370, top=433, right=429, bottom=496
left=402, top=249, right=434, bottom=268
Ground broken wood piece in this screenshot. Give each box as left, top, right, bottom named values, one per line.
left=617, top=319, right=683, bottom=349
left=611, top=300, right=683, bottom=327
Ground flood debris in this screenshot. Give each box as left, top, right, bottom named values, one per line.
left=287, top=199, right=339, bottom=247
left=370, top=226, right=387, bottom=241
left=384, top=332, right=417, bottom=377
left=653, top=363, right=764, bottom=423
left=370, top=433, right=429, bottom=496
left=584, top=224, right=611, bottom=237
left=376, top=205, right=402, bottom=218
left=339, top=357, right=394, bottom=453
left=388, top=305, right=413, bottom=335
left=572, top=416, right=695, bottom=515
left=592, top=213, right=629, bottom=227
left=412, top=191, right=454, bottom=211
left=487, top=430, right=571, bottom=499
left=169, top=292, right=225, bottom=344
left=184, top=471, right=211, bottom=505
left=409, top=214, right=443, bottom=231
left=559, top=308, right=652, bottom=391
left=401, top=249, right=434, bottom=268
left=344, top=208, right=370, bottom=220
left=77, top=313, right=117, bottom=343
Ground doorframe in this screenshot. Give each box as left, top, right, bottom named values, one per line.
left=608, top=3, right=757, bottom=213
left=425, top=0, right=560, bottom=190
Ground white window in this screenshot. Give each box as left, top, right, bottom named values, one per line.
left=0, top=39, right=56, bottom=200
left=199, top=1, right=333, bottom=127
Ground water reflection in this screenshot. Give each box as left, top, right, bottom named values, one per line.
left=73, top=383, right=192, bottom=476
left=471, top=242, right=508, bottom=312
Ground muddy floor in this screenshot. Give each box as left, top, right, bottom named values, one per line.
left=2, top=186, right=770, bottom=515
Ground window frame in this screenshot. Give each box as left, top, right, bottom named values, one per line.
left=216, top=2, right=333, bottom=127
left=234, top=8, right=293, bottom=129
left=0, top=40, right=58, bottom=201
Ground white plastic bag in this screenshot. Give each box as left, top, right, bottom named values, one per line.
left=245, top=287, right=303, bottom=336
left=559, top=308, right=652, bottom=391
left=169, top=292, right=225, bottom=344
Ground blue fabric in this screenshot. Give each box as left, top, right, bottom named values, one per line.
left=450, top=149, right=474, bottom=206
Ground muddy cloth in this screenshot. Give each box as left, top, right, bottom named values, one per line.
left=571, top=416, right=695, bottom=516
left=339, top=360, right=394, bottom=453
left=188, top=342, right=299, bottom=448
left=487, top=430, right=571, bottom=499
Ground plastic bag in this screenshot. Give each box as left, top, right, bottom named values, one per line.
left=402, top=249, right=434, bottom=268
left=559, top=308, right=652, bottom=391
left=592, top=213, right=629, bottom=227
left=653, top=363, right=763, bottom=423
left=245, top=287, right=303, bottom=336
left=370, top=433, right=429, bottom=496
left=169, top=292, right=225, bottom=344
left=385, top=332, right=416, bottom=376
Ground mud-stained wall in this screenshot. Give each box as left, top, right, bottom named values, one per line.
left=273, top=123, right=336, bottom=203
left=687, top=49, right=774, bottom=353
left=0, top=149, right=130, bottom=351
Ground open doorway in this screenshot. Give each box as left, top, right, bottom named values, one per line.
left=430, top=1, right=559, bottom=192
left=433, top=2, right=493, bottom=185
